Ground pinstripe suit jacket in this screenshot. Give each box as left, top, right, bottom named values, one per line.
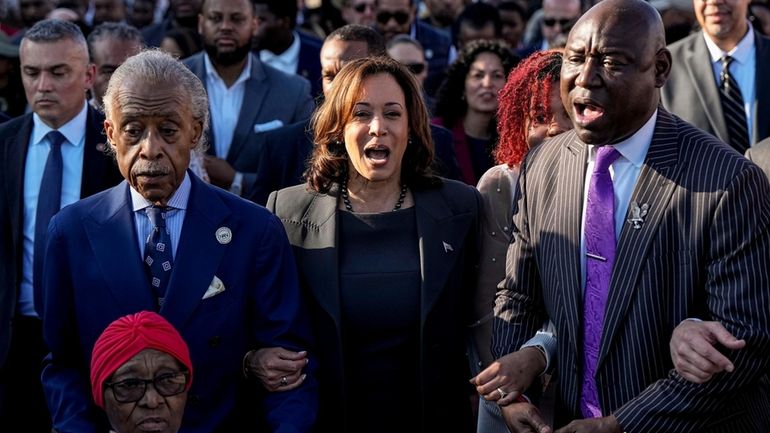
left=493, top=109, right=770, bottom=432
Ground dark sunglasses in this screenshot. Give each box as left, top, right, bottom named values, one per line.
left=405, top=63, right=426, bottom=74
left=105, top=372, right=189, bottom=403
left=543, top=17, right=574, bottom=27
left=352, top=2, right=374, bottom=13
left=377, top=11, right=410, bottom=25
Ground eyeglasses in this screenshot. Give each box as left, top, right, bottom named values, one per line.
left=543, top=17, right=575, bottom=27
left=376, top=11, right=410, bottom=25
left=405, top=63, right=426, bottom=74
left=352, top=2, right=374, bottom=13
left=105, top=372, right=189, bottom=403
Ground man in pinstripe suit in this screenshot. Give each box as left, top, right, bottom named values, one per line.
left=493, top=0, right=770, bottom=432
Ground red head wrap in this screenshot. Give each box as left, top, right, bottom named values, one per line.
left=90, top=311, right=193, bottom=408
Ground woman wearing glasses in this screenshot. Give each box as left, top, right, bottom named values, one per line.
left=432, top=39, right=517, bottom=185
left=90, top=311, right=192, bottom=433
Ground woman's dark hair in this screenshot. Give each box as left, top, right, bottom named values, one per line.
left=162, top=27, right=202, bottom=59
left=496, top=49, right=563, bottom=166
left=433, top=39, right=518, bottom=132
left=306, top=56, right=438, bottom=193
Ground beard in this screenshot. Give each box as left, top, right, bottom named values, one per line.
left=203, top=41, right=251, bottom=66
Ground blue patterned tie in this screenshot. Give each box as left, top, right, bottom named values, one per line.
left=144, top=206, right=173, bottom=307
left=581, top=145, right=621, bottom=418
left=33, top=130, right=66, bottom=311
left=719, top=55, right=750, bottom=153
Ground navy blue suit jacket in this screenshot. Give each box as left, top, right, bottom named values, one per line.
left=41, top=173, right=318, bottom=433
left=296, top=31, right=323, bottom=98
left=0, top=107, right=122, bottom=366
left=415, top=20, right=453, bottom=97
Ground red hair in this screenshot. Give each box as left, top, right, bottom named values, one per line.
left=495, top=49, right=563, bottom=167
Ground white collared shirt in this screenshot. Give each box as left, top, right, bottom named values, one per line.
left=702, top=22, right=756, bottom=142
left=259, top=31, right=300, bottom=75
left=130, top=172, right=191, bottom=259
left=579, top=110, right=657, bottom=287
left=20, top=102, right=89, bottom=317
left=205, top=53, right=251, bottom=159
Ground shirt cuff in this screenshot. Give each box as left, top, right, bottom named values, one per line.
left=520, top=330, right=557, bottom=373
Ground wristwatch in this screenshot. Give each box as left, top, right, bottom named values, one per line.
left=230, top=172, right=243, bottom=196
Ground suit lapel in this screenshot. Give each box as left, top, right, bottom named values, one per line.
left=598, top=110, right=682, bottom=368
left=556, top=134, right=588, bottom=358
left=754, top=32, right=770, bottom=142
left=84, top=183, right=155, bottom=310
left=5, top=115, right=32, bottom=252
left=684, top=37, right=729, bottom=143
left=413, top=187, right=471, bottom=324
left=227, top=55, right=269, bottom=163
left=160, top=175, right=230, bottom=328
left=297, top=188, right=341, bottom=330
left=80, top=106, right=111, bottom=197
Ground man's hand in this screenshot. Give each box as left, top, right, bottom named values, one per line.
left=670, top=320, right=745, bottom=384
left=244, top=347, right=308, bottom=391
left=501, top=402, right=551, bottom=433
left=203, top=155, right=236, bottom=189
left=471, top=347, right=546, bottom=405
left=555, top=415, right=622, bottom=433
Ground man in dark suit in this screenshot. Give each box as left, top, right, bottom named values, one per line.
left=0, top=20, right=122, bottom=432
left=375, top=0, right=454, bottom=97
left=249, top=24, right=461, bottom=205
left=661, top=0, right=770, bottom=152
left=141, top=0, right=201, bottom=47
left=40, top=50, right=317, bottom=433
left=184, top=0, right=314, bottom=199
left=252, top=0, right=323, bottom=97
left=490, top=1, right=770, bottom=432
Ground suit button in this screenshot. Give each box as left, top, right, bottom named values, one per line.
left=208, top=336, right=220, bottom=347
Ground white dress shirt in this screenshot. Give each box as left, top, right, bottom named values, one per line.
left=20, top=102, right=88, bottom=317
left=259, top=31, right=300, bottom=75
left=205, top=53, right=251, bottom=159
left=130, top=172, right=191, bottom=259
left=703, top=22, right=757, bottom=143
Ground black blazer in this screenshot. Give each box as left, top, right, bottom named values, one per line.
left=267, top=179, right=481, bottom=433
left=0, top=106, right=123, bottom=366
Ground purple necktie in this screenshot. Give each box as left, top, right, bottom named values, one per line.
left=581, top=145, right=621, bottom=418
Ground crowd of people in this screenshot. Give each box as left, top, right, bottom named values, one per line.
left=0, top=0, right=769, bottom=432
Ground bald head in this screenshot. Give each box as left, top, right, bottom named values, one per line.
left=561, top=0, right=671, bottom=145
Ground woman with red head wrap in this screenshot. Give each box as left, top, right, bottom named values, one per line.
left=468, top=49, right=571, bottom=433
left=91, top=311, right=193, bottom=433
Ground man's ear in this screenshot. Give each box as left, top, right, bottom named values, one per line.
left=104, top=119, right=116, bottom=151
left=654, top=48, right=672, bottom=88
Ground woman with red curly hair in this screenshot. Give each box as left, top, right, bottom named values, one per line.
left=468, top=49, right=571, bottom=433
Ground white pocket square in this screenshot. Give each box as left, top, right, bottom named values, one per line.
left=253, top=119, right=284, bottom=133
left=202, top=276, right=226, bottom=299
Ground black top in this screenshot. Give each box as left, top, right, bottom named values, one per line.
left=339, top=208, right=421, bottom=432
left=466, top=134, right=495, bottom=183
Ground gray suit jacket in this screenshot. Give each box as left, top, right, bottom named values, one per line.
left=493, top=109, right=770, bottom=431
left=183, top=52, right=315, bottom=195
left=746, top=136, right=770, bottom=180
left=267, top=179, right=481, bottom=433
left=661, top=30, right=770, bottom=147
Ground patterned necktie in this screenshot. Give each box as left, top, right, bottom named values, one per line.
left=719, top=55, right=750, bottom=153
left=144, top=206, right=173, bottom=307
left=581, top=145, right=621, bottom=418
left=33, top=130, right=66, bottom=307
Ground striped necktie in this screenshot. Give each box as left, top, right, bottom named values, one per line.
left=719, top=55, right=750, bottom=153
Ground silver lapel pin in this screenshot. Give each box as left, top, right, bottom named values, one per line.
left=443, top=241, right=454, bottom=253
left=627, top=201, right=649, bottom=230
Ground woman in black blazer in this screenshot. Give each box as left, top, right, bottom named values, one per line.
left=265, top=57, right=482, bottom=433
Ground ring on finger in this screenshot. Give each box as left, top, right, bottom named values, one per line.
left=497, top=388, right=507, bottom=399
left=280, top=376, right=288, bottom=386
